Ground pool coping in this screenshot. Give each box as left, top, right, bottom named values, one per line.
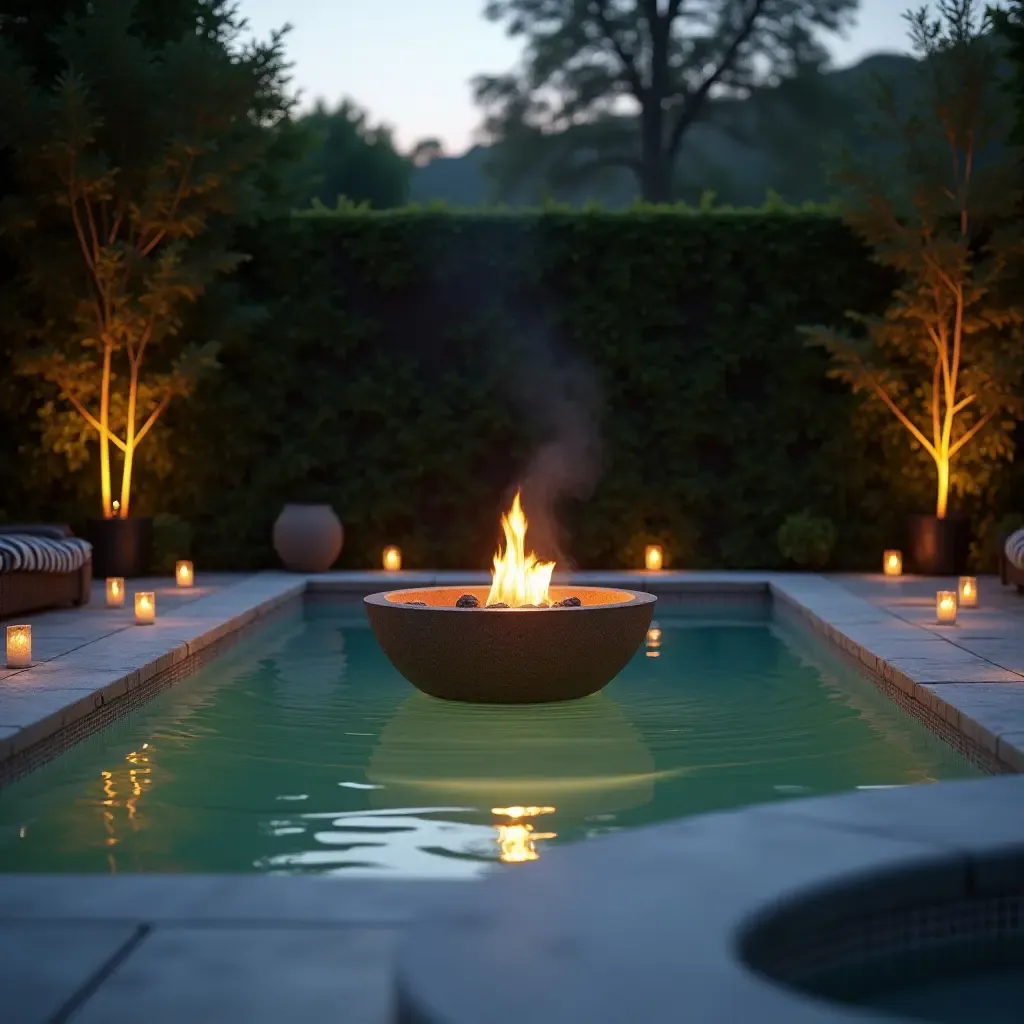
left=391, top=774, right=1024, bottom=1024
left=0, top=570, right=1021, bottom=784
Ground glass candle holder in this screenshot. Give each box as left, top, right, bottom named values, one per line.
left=936, top=591, right=957, bottom=625
left=135, top=592, right=156, bottom=625
left=175, top=560, right=194, bottom=588
left=645, top=545, right=663, bottom=572
left=382, top=545, right=402, bottom=572
left=105, top=577, right=125, bottom=608
left=5, top=624, right=31, bottom=668
left=882, top=550, right=903, bottom=576
left=958, top=576, right=978, bottom=608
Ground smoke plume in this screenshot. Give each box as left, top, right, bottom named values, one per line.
left=502, top=327, right=602, bottom=567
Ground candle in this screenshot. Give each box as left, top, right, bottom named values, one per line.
left=883, top=550, right=903, bottom=576
left=105, top=577, right=125, bottom=608
left=936, top=591, right=957, bottom=625
left=958, top=576, right=978, bottom=608
left=382, top=545, right=402, bottom=572
left=645, top=544, right=663, bottom=571
left=175, top=560, right=194, bottom=588
left=5, top=624, right=31, bottom=669
left=135, top=592, right=156, bottom=625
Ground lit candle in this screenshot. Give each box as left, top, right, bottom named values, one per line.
left=5, top=624, right=31, bottom=669
left=883, top=550, right=903, bottom=576
left=175, top=560, right=194, bottom=588
left=646, top=622, right=662, bottom=658
left=958, top=576, right=978, bottom=608
left=382, top=545, right=402, bottom=572
left=105, top=577, right=125, bottom=608
left=645, top=544, right=663, bottom=571
left=936, top=591, right=957, bottom=625
left=135, top=592, right=156, bottom=625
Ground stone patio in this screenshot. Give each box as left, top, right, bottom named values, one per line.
left=1, top=568, right=1023, bottom=1021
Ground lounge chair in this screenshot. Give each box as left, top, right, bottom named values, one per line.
left=0, top=524, right=93, bottom=620
left=1000, top=528, right=1024, bottom=593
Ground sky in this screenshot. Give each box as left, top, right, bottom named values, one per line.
left=238, top=0, right=916, bottom=155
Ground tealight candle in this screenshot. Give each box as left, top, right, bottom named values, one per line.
left=936, top=591, right=957, bottom=625
left=105, top=577, right=125, bottom=608
left=958, top=576, right=978, bottom=608
left=175, top=560, right=194, bottom=587
left=883, top=550, right=903, bottom=576
left=135, top=592, right=156, bottom=625
left=645, top=544, right=663, bottom=572
left=382, top=545, right=402, bottom=572
left=5, top=624, right=31, bottom=669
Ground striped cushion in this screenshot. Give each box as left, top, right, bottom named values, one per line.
left=1007, top=528, right=1024, bottom=571
left=0, top=534, right=92, bottom=574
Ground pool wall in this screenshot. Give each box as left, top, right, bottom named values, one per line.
left=0, top=570, right=1021, bottom=789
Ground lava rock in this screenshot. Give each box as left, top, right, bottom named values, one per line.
left=488, top=602, right=509, bottom=609
left=403, top=601, right=427, bottom=607
left=455, top=594, right=480, bottom=608
left=558, top=596, right=582, bottom=607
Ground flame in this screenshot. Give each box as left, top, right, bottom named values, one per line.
left=486, top=491, right=555, bottom=608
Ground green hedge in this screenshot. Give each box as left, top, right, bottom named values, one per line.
left=163, top=208, right=910, bottom=570
left=12, top=207, right=1018, bottom=570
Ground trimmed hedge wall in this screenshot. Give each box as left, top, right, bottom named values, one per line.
left=163, top=209, right=909, bottom=570
left=15, top=207, right=1018, bottom=570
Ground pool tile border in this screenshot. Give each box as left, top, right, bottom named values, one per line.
left=0, top=570, right=1021, bottom=785
left=0, top=577, right=304, bottom=786
left=770, top=575, right=1024, bottom=774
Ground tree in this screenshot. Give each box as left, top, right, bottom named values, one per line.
left=290, top=100, right=412, bottom=209
left=803, top=0, right=1024, bottom=520
left=0, top=0, right=285, bottom=519
left=475, top=0, right=859, bottom=202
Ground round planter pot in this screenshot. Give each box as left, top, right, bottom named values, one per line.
left=86, top=516, right=153, bottom=578
left=272, top=503, right=343, bottom=573
left=906, top=513, right=970, bottom=575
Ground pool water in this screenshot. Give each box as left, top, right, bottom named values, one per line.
left=0, top=601, right=979, bottom=877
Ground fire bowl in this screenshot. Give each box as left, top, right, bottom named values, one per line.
left=363, top=586, right=657, bottom=704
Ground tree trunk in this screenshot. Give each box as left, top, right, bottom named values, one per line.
left=639, top=106, right=672, bottom=202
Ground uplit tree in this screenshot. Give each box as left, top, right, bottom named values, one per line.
left=0, top=0, right=288, bottom=519
left=804, top=0, right=1024, bottom=520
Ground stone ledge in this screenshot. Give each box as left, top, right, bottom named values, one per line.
left=771, top=577, right=1024, bottom=773
left=393, top=777, right=1024, bottom=1024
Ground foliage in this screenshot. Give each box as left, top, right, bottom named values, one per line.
left=475, top=0, right=859, bottom=202
left=141, top=203, right=917, bottom=571
left=0, top=0, right=288, bottom=520
left=9, top=203, right=1024, bottom=570
left=151, top=512, right=193, bottom=573
left=289, top=100, right=412, bottom=210
left=803, top=0, right=1024, bottom=521
left=776, top=510, right=837, bottom=568
left=992, top=0, right=1024, bottom=151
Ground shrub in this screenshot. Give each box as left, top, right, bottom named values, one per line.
left=776, top=511, right=837, bottom=569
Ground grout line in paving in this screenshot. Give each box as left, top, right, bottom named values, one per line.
left=50, top=922, right=152, bottom=1024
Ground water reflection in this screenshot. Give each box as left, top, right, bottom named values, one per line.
left=646, top=622, right=662, bottom=658
left=367, top=692, right=655, bottom=820
left=492, top=805, right=557, bottom=863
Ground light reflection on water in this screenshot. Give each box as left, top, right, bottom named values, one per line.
left=0, top=603, right=979, bottom=876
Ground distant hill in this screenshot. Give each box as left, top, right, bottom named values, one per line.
left=409, top=52, right=920, bottom=208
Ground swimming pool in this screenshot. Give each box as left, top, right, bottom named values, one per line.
left=0, top=599, right=979, bottom=877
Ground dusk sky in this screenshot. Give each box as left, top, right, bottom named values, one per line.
left=238, top=0, right=916, bottom=154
